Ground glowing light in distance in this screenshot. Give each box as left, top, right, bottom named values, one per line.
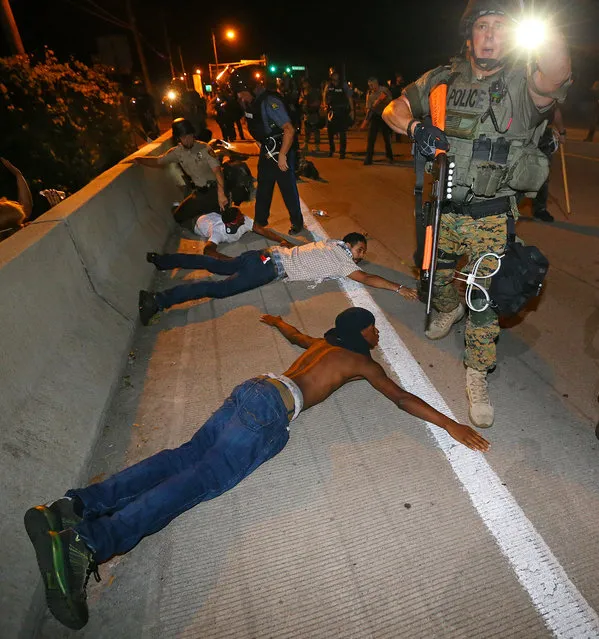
left=167, top=90, right=177, bottom=101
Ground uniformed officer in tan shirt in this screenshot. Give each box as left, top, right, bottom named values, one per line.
left=132, top=118, right=228, bottom=226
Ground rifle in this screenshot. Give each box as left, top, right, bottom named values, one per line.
left=419, top=82, right=455, bottom=329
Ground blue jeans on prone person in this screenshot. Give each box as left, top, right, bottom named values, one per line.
left=152, top=250, right=278, bottom=310
left=67, top=378, right=290, bottom=562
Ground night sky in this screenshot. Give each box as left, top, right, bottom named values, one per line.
left=3, top=0, right=599, bottom=93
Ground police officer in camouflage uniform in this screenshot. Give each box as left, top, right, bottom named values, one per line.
left=383, top=0, right=571, bottom=428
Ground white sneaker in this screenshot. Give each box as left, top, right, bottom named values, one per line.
left=425, top=303, right=465, bottom=340
left=466, top=367, right=494, bottom=428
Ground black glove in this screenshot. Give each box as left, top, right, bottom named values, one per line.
left=411, top=121, right=449, bottom=158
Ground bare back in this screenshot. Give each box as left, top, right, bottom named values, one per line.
left=282, top=338, right=376, bottom=409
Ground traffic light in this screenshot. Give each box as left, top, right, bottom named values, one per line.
left=269, top=65, right=277, bottom=73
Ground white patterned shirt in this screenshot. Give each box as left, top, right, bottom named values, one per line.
left=271, top=240, right=360, bottom=283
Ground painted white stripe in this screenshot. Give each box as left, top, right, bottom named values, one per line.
left=299, top=202, right=599, bottom=638
left=565, top=152, right=599, bottom=163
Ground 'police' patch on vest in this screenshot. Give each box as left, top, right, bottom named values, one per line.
left=448, top=88, right=487, bottom=110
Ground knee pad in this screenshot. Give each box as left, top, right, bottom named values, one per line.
left=436, top=249, right=460, bottom=271
left=469, top=307, right=496, bottom=327
left=468, top=289, right=497, bottom=327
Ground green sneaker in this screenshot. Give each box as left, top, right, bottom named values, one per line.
left=24, top=497, right=82, bottom=540
left=48, top=497, right=83, bottom=530
left=24, top=522, right=99, bottom=629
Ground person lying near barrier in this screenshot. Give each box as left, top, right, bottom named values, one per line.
left=138, top=232, right=419, bottom=325
left=24, top=307, right=490, bottom=630
left=184, top=205, right=294, bottom=260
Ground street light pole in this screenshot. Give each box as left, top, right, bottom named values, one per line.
left=0, top=0, right=25, bottom=55
left=211, top=29, right=219, bottom=82
left=162, top=15, right=176, bottom=79
left=125, top=0, right=154, bottom=98
left=178, top=46, right=190, bottom=90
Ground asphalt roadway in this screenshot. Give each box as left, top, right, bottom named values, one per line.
left=34, top=125, right=599, bottom=638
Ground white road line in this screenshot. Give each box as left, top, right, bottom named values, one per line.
left=300, top=202, right=599, bottom=638
left=564, top=152, right=599, bottom=163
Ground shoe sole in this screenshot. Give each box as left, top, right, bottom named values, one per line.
left=24, top=509, right=88, bottom=629
left=425, top=305, right=466, bottom=340
left=138, top=291, right=158, bottom=326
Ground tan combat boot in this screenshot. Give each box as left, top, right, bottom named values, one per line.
left=466, top=367, right=494, bottom=428
left=425, top=303, right=465, bottom=340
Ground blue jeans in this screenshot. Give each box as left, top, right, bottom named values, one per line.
left=153, top=250, right=278, bottom=309
left=68, top=378, right=290, bottom=562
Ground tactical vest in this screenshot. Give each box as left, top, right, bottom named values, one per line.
left=435, top=60, right=549, bottom=203
left=243, top=91, right=285, bottom=143
left=326, top=84, right=350, bottom=112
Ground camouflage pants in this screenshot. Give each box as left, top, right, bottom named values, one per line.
left=433, top=212, right=507, bottom=372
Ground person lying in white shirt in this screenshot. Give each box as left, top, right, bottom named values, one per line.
left=190, top=206, right=293, bottom=260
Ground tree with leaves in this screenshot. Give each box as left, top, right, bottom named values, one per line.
left=0, top=49, right=136, bottom=218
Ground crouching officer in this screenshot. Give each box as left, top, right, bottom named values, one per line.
left=132, top=118, right=228, bottom=226
left=228, top=65, right=304, bottom=235
left=383, top=0, right=571, bottom=428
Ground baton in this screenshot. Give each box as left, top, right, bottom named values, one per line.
left=559, top=143, right=572, bottom=217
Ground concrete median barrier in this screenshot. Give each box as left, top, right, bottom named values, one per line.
left=0, top=136, right=178, bottom=638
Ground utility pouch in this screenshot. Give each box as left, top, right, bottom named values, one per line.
left=470, top=162, right=506, bottom=197
left=467, top=135, right=506, bottom=197
left=505, top=141, right=550, bottom=194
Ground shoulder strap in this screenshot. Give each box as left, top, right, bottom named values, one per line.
left=506, top=210, right=516, bottom=243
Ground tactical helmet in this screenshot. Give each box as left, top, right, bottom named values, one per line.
left=171, top=118, right=195, bottom=139
left=227, top=65, right=266, bottom=97
left=460, top=0, right=518, bottom=71
left=459, top=0, right=517, bottom=37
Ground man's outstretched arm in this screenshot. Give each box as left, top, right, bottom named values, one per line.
left=260, top=315, right=319, bottom=349
left=361, top=359, right=490, bottom=452
left=348, top=270, right=419, bottom=301
left=131, top=155, right=163, bottom=168
left=253, top=224, right=295, bottom=248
